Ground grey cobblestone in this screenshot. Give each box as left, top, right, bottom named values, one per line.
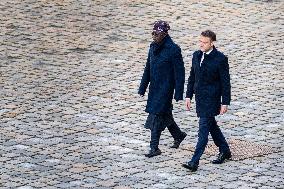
left=1, top=0, right=283, bottom=188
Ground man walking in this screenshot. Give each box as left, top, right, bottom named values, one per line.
left=182, top=30, right=231, bottom=171
left=138, top=20, right=187, bottom=158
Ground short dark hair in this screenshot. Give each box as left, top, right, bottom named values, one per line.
left=201, top=30, right=216, bottom=41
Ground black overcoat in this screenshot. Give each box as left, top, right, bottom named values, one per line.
left=138, top=35, right=185, bottom=114
left=186, top=47, right=231, bottom=117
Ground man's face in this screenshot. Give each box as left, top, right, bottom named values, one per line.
left=152, top=31, right=166, bottom=44
left=199, top=35, right=213, bottom=52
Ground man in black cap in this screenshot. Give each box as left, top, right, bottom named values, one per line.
left=138, top=20, right=187, bottom=158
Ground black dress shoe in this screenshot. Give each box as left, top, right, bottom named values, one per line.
left=170, top=132, right=187, bottom=149
left=212, top=151, right=232, bottom=164
left=182, top=161, right=198, bottom=172
left=145, top=149, right=162, bottom=158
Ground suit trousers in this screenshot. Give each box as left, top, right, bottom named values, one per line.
left=191, top=117, right=230, bottom=164
left=147, top=113, right=184, bottom=150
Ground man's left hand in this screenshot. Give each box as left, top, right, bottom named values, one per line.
left=220, top=105, right=228, bottom=115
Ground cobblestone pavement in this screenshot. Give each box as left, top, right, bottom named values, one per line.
left=1, top=0, right=284, bottom=188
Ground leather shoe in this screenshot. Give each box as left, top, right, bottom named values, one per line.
left=145, top=149, right=161, bottom=158
left=212, top=151, right=232, bottom=164
left=182, top=161, right=198, bottom=172
left=170, top=132, right=187, bottom=149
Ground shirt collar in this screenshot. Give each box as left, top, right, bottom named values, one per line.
left=204, top=48, right=213, bottom=55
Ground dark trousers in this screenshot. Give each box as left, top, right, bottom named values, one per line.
left=191, top=117, right=230, bottom=164
left=149, top=115, right=184, bottom=150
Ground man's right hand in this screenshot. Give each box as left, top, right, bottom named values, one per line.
left=185, top=98, right=191, bottom=111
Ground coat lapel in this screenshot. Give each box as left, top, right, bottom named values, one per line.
left=195, top=51, right=203, bottom=73
left=200, top=46, right=217, bottom=69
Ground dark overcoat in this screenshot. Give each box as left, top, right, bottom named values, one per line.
left=186, top=46, right=231, bottom=117
left=138, top=35, right=185, bottom=114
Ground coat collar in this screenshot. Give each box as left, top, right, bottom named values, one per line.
left=151, top=35, right=171, bottom=55
left=197, top=46, right=218, bottom=58
left=205, top=46, right=217, bottom=58
left=195, top=46, right=218, bottom=72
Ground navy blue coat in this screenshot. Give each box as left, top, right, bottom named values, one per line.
left=138, top=35, right=185, bottom=114
left=186, top=47, right=231, bottom=117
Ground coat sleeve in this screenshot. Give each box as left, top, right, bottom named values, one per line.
left=186, top=54, right=195, bottom=100
left=218, top=56, right=231, bottom=105
left=138, top=50, right=150, bottom=96
left=173, top=47, right=185, bottom=101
